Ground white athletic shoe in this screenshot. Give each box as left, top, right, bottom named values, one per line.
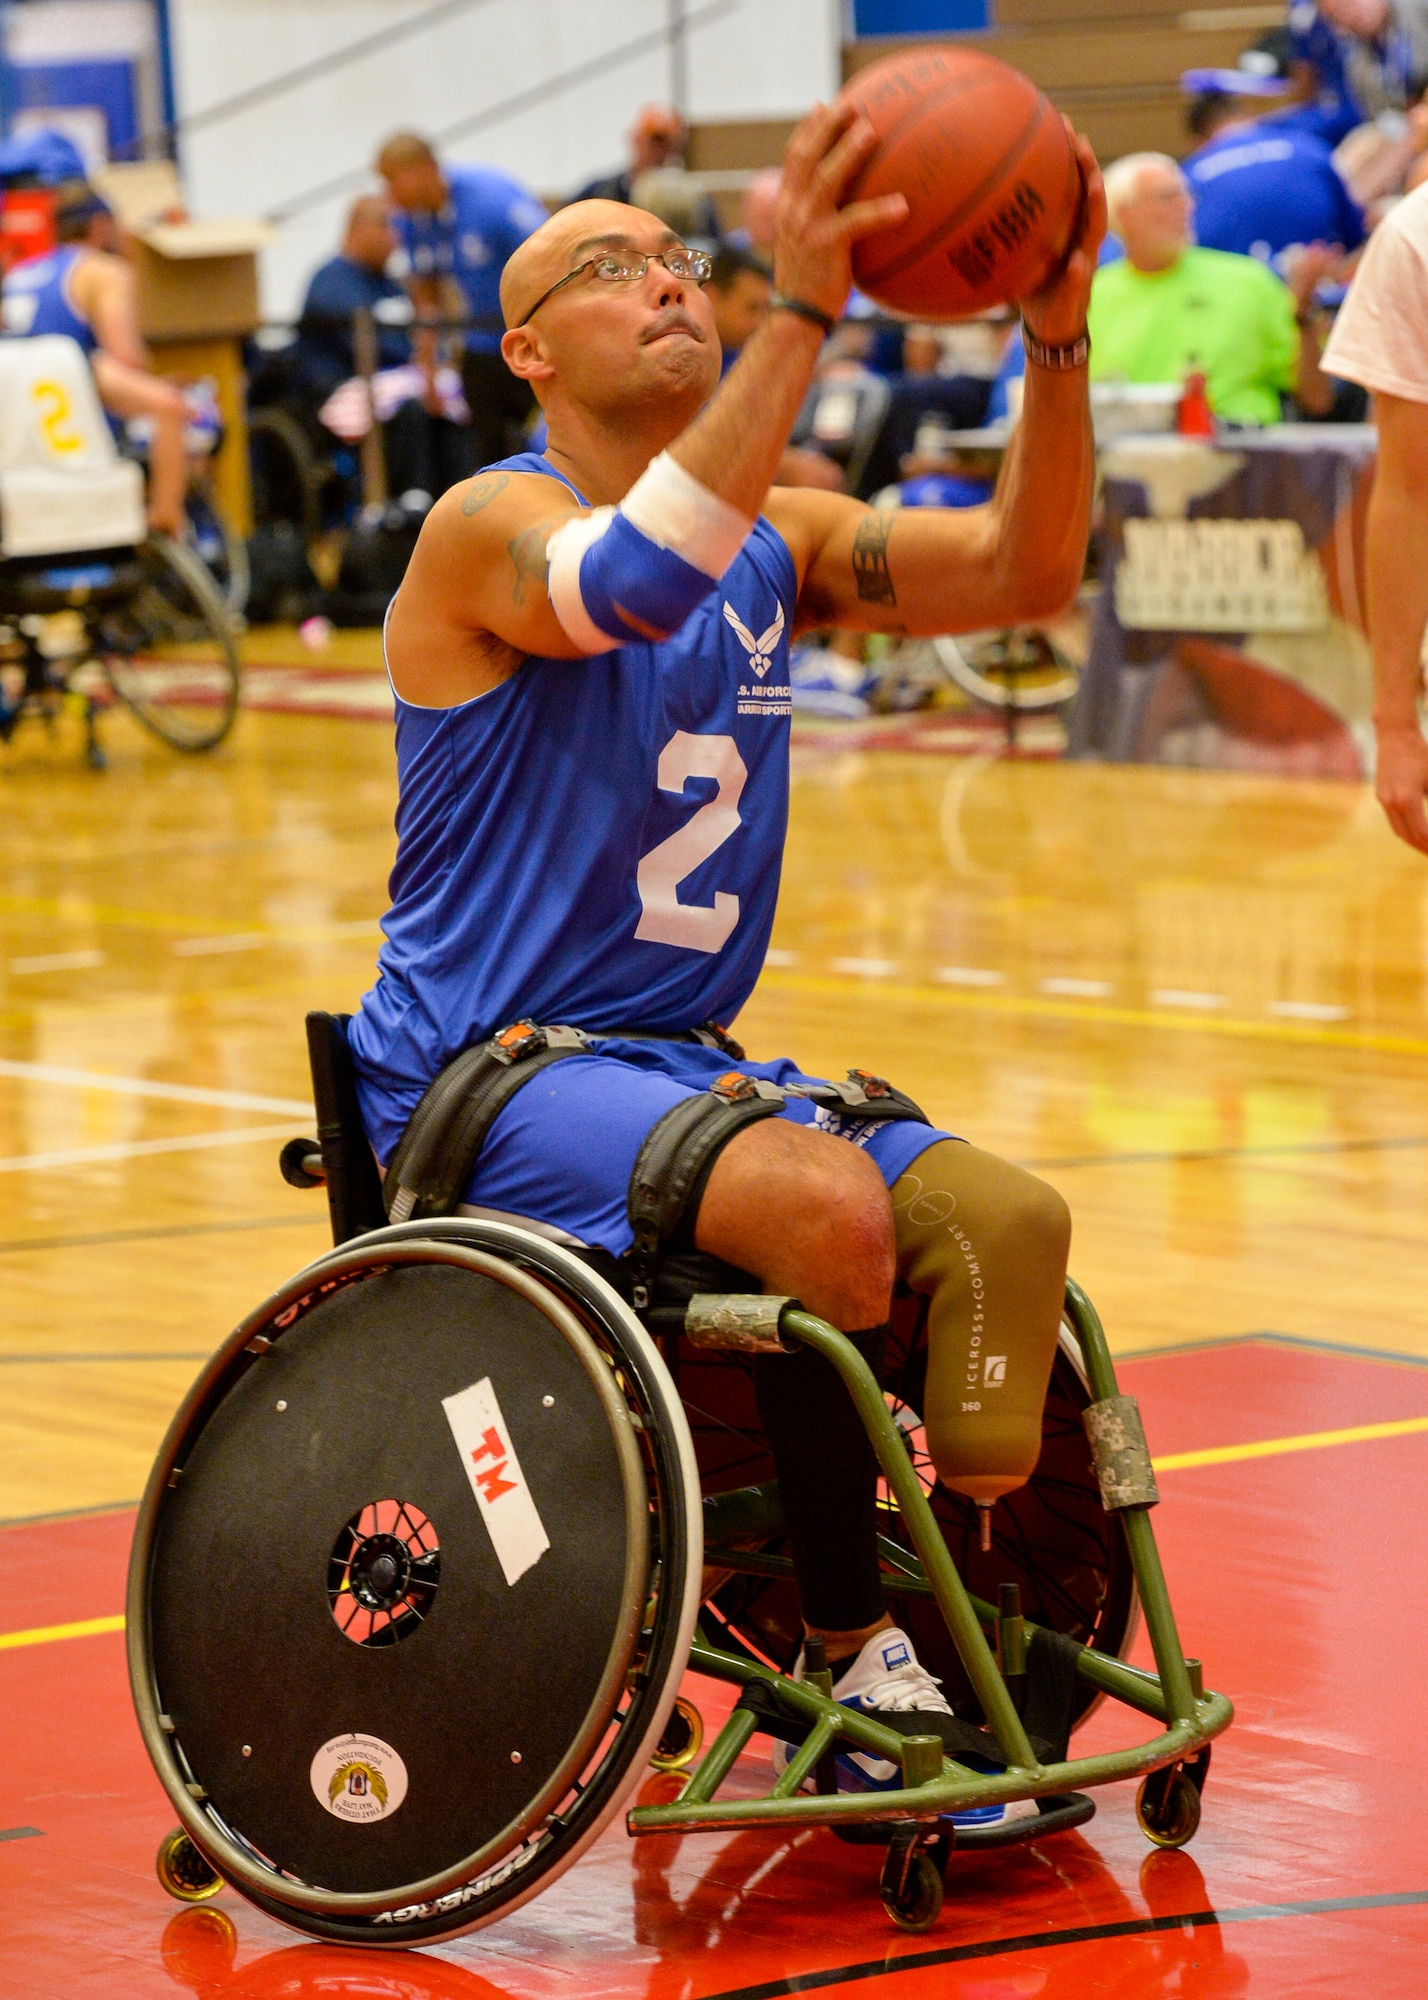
left=773, top=1626, right=1040, bottom=1827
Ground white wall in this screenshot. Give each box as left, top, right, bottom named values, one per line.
left=168, top=0, right=841, bottom=318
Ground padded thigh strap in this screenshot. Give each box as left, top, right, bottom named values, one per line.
left=385, top=1021, right=591, bottom=1223
left=626, top=1073, right=785, bottom=1310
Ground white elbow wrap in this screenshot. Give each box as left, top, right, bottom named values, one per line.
left=544, top=452, right=755, bottom=656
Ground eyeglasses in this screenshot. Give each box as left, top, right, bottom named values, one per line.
left=515, top=247, right=713, bottom=327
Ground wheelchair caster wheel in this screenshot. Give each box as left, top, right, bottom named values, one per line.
left=1136, top=1766, right=1202, bottom=1849
left=649, top=1695, right=704, bottom=1772
left=156, top=1827, right=224, bottom=1903
left=879, top=1830, right=944, bottom=1933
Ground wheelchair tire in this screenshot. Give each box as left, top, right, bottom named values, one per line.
left=128, top=1218, right=703, bottom=1948
left=695, top=1316, right=1138, bottom=1731
left=932, top=629, right=1079, bottom=712
left=97, top=537, right=240, bottom=752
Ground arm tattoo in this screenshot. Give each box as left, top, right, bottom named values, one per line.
left=507, top=518, right=559, bottom=606
left=852, top=508, right=898, bottom=606
left=460, top=469, right=510, bottom=516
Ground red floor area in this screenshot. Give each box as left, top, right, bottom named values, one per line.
left=3, top=1339, right=1427, bottom=1998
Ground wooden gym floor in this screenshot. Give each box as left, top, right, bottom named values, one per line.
left=2, top=686, right=1427, bottom=1994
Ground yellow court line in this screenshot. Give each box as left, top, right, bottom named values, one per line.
left=757, top=969, right=1428, bottom=1062
left=0, top=1613, right=124, bottom=1652
left=1157, top=1414, right=1428, bottom=1471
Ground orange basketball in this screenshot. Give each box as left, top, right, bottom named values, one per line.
left=840, top=46, right=1081, bottom=319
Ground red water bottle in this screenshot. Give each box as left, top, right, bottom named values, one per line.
left=1177, top=370, right=1216, bottom=438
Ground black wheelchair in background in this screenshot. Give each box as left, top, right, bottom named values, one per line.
left=0, top=335, right=238, bottom=764
left=130, top=1013, right=1230, bottom=1945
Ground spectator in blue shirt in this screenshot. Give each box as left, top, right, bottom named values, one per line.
left=1287, top=0, right=1425, bottom=143
left=376, top=131, right=547, bottom=470
left=293, top=196, right=410, bottom=404
left=1182, top=79, right=1366, bottom=270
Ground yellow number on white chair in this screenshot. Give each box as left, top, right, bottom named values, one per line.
left=31, top=379, right=84, bottom=457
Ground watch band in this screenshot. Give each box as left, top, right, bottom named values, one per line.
left=770, top=293, right=838, bottom=336
left=1022, top=325, right=1091, bottom=371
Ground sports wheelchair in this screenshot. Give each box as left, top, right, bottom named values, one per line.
left=129, top=1015, right=1231, bottom=1945
left=0, top=335, right=238, bottom=764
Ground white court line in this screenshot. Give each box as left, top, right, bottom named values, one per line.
left=829, top=957, right=899, bottom=978
left=762, top=948, right=801, bottom=968
left=1151, top=989, right=1226, bottom=1011
left=172, top=934, right=271, bottom=956
left=0, top=1123, right=308, bottom=1174
left=0, top=1060, right=312, bottom=1118
left=1271, top=1000, right=1350, bottom=1022
left=8, top=951, right=107, bottom=975
left=934, top=966, right=1004, bottom=987
left=1041, top=977, right=1113, bottom=999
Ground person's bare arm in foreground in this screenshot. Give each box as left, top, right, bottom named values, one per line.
left=1366, top=391, right=1428, bottom=853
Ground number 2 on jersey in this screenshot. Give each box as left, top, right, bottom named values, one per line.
left=635, top=731, right=747, bottom=954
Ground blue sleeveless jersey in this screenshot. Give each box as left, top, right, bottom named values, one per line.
left=0, top=247, right=96, bottom=351
left=348, top=452, right=798, bottom=1124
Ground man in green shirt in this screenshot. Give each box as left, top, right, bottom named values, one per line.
left=1089, top=153, right=1334, bottom=424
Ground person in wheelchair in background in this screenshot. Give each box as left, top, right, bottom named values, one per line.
left=350, top=102, right=1103, bottom=1805
left=0, top=182, right=188, bottom=537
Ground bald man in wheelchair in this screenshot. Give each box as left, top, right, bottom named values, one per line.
left=349, top=102, right=1104, bottom=1801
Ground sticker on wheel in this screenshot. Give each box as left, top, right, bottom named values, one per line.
left=310, top=1732, right=409, bottom=1823
left=442, top=1375, right=550, bottom=1585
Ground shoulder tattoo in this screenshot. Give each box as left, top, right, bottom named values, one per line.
left=460, top=469, right=511, bottom=516
left=507, top=517, right=562, bottom=606
left=852, top=508, right=897, bottom=606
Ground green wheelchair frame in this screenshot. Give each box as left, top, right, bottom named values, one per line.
left=628, top=1281, right=1232, bottom=1929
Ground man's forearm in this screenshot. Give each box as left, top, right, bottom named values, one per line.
left=986, top=357, right=1094, bottom=612
left=1366, top=468, right=1428, bottom=732
left=667, top=310, right=826, bottom=521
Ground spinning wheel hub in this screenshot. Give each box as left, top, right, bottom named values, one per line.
left=327, top=1499, right=441, bottom=1647
left=349, top=1535, right=410, bottom=1610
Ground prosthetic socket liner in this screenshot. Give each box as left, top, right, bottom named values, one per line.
left=1082, top=1394, right=1160, bottom=1510
left=546, top=452, right=754, bottom=655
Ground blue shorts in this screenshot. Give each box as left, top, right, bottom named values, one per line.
left=359, top=1037, right=951, bottom=1258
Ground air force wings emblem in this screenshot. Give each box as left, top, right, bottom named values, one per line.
left=723, top=600, right=785, bottom=679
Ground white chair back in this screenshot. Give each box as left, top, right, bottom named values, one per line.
left=0, top=334, right=146, bottom=557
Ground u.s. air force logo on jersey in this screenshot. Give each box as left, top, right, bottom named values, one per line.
left=725, top=599, right=791, bottom=717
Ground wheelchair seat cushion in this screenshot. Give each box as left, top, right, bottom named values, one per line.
left=352, top=1035, right=954, bottom=1263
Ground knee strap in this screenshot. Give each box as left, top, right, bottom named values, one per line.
left=626, top=1071, right=786, bottom=1310
left=384, top=1020, right=592, bottom=1223
left=623, top=1066, right=929, bottom=1311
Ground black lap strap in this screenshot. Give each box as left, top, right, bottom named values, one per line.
left=626, top=1072, right=784, bottom=1310
left=623, top=1067, right=929, bottom=1310
left=384, top=1020, right=591, bottom=1223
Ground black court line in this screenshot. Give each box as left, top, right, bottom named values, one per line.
left=1020, top=1134, right=1428, bottom=1172
left=0, top=1499, right=139, bottom=1531
left=0, top=1214, right=321, bottom=1254
left=0, top=1352, right=210, bottom=1365
left=0, top=1827, right=42, bottom=1842
left=700, top=1891, right=1428, bottom=1999
left=1118, top=1330, right=1428, bottom=1374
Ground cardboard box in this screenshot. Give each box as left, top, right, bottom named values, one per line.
left=91, top=163, right=274, bottom=341
left=131, top=220, right=275, bottom=341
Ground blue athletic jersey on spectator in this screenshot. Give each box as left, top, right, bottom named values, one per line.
left=295, top=255, right=410, bottom=400
left=1185, top=121, right=1365, bottom=269
left=1287, top=1, right=1416, bottom=143
left=394, top=164, right=546, bottom=354
left=0, top=247, right=96, bottom=350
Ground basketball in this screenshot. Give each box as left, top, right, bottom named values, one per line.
left=840, top=46, right=1082, bottom=319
